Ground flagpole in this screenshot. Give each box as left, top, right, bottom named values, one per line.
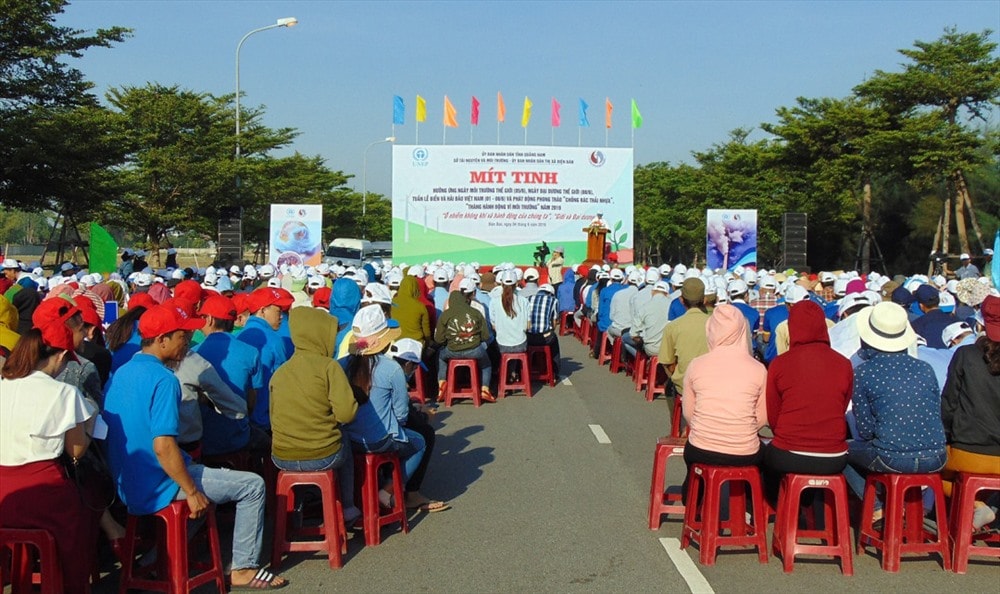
left=443, top=125, right=447, bottom=145
left=416, top=122, right=419, bottom=145
left=551, top=127, right=554, bottom=146
left=524, top=127, right=527, bottom=145
left=578, top=127, right=581, bottom=147
left=470, top=126, right=473, bottom=144
left=631, top=126, right=635, bottom=148
left=497, top=121, right=500, bottom=145
left=605, top=128, right=608, bottom=148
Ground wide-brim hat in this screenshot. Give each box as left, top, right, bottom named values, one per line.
left=350, top=304, right=402, bottom=355
left=855, top=302, right=916, bottom=352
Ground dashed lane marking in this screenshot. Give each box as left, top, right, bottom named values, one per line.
left=588, top=424, right=612, bottom=444
left=659, top=537, right=714, bottom=594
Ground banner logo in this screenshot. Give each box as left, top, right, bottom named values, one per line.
left=589, top=150, right=606, bottom=167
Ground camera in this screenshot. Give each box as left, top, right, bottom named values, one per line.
left=533, top=241, right=550, bottom=267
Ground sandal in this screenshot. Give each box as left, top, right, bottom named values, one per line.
left=414, top=500, right=450, bottom=513
left=229, top=568, right=288, bottom=591
left=480, top=388, right=496, bottom=403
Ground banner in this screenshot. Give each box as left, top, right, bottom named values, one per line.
left=706, top=209, right=757, bottom=271
left=269, top=204, right=323, bottom=267
left=392, top=145, right=633, bottom=263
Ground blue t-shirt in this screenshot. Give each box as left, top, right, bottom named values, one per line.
left=236, top=316, right=289, bottom=429
left=194, top=333, right=263, bottom=455
left=667, top=297, right=686, bottom=321
left=731, top=301, right=760, bottom=332
left=109, top=324, right=142, bottom=375
left=762, top=304, right=790, bottom=363
left=103, top=353, right=188, bottom=515
left=345, top=355, right=410, bottom=446
left=597, top=283, right=626, bottom=332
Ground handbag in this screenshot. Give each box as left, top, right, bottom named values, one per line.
left=60, top=447, right=116, bottom=512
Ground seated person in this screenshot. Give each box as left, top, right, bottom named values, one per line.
left=435, top=289, right=493, bottom=401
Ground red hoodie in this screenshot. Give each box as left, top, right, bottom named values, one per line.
left=766, top=301, right=853, bottom=454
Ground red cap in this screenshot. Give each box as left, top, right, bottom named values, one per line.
left=138, top=302, right=206, bottom=339
left=32, top=296, right=81, bottom=329
left=173, top=279, right=203, bottom=304
left=982, top=295, right=1000, bottom=342
left=231, top=293, right=250, bottom=315
left=312, top=286, right=332, bottom=310
left=198, top=295, right=237, bottom=321
left=74, top=298, right=102, bottom=327
left=38, top=321, right=79, bottom=362
left=167, top=297, right=196, bottom=317
left=246, top=287, right=294, bottom=314
left=128, top=292, right=157, bottom=312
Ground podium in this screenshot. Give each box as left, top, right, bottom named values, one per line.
left=582, top=225, right=608, bottom=267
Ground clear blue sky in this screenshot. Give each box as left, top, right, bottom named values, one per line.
left=58, top=1, right=999, bottom=198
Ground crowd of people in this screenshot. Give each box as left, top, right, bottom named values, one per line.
left=0, top=245, right=998, bottom=589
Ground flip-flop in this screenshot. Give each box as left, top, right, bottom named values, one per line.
left=229, top=568, right=289, bottom=591
left=414, top=501, right=450, bottom=513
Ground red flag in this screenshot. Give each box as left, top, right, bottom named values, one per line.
left=551, top=98, right=561, bottom=127
left=605, top=97, right=613, bottom=129
left=471, top=96, right=480, bottom=126
left=497, top=92, right=506, bottom=123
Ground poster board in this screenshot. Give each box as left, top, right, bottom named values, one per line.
left=269, top=204, right=323, bottom=267
left=706, top=209, right=757, bottom=271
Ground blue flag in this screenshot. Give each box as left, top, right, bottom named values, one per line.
left=579, top=99, right=589, bottom=127
left=393, top=95, right=405, bottom=125
left=992, top=230, right=1000, bottom=291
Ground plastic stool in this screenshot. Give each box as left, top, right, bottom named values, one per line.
left=772, top=474, right=853, bottom=575
left=669, top=394, right=686, bottom=438
left=597, top=332, right=613, bottom=366
left=408, top=365, right=427, bottom=404
left=558, top=312, right=574, bottom=336
left=648, top=437, right=687, bottom=529
left=354, top=452, right=409, bottom=546
left=0, top=529, right=62, bottom=594
left=118, top=500, right=226, bottom=594
left=949, top=472, right=1000, bottom=574
left=633, top=350, right=649, bottom=393
left=271, top=470, right=347, bottom=570
left=527, top=345, right=556, bottom=387
left=680, top=464, right=769, bottom=566
left=498, top=352, right=532, bottom=398
left=443, top=358, right=482, bottom=407
left=646, top=356, right=668, bottom=403
left=609, top=335, right=632, bottom=375
left=857, top=472, right=951, bottom=572
left=577, top=316, right=592, bottom=346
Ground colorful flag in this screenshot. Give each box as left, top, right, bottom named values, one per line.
left=88, top=222, right=118, bottom=275
left=443, top=95, right=458, bottom=128
left=521, top=96, right=532, bottom=128
left=392, top=95, right=404, bottom=125
left=497, top=91, right=506, bottom=123
left=631, top=99, right=643, bottom=129
left=471, top=96, right=480, bottom=126
left=579, top=99, right=589, bottom=127
left=605, top=98, right=613, bottom=129
left=551, top=98, right=561, bottom=127
left=415, top=95, right=427, bottom=123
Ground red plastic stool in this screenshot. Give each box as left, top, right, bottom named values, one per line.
left=271, top=470, right=347, bottom=570
left=648, top=437, right=687, bottom=529
left=857, top=472, right=951, bottom=572
left=669, top=394, right=686, bottom=437
left=597, top=332, right=613, bottom=366
left=558, top=311, right=574, bottom=336
left=772, top=474, right=854, bottom=575
left=118, top=500, right=226, bottom=594
left=576, top=316, right=592, bottom=346
left=680, top=464, right=769, bottom=566
left=443, top=358, right=482, bottom=407
left=498, top=352, right=532, bottom=398
left=646, top=356, right=668, bottom=403
left=0, top=529, right=62, bottom=594
left=354, top=452, right=409, bottom=546
left=633, top=350, right=649, bottom=392
left=609, top=335, right=633, bottom=375
left=527, top=345, right=557, bottom=387
left=949, top=472, right=1000, bottom=574
left=408, top=365, right=427, bottom=404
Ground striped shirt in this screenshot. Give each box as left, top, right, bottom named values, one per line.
left=527, top=291, right=558, bottom=334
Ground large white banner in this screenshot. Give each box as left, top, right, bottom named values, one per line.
left=392, top=145, right=633, bottom=264
left=269, top=204, right=323, bottom=267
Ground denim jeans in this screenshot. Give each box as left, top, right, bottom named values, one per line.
left=843, top=440, right=948, bottom=500
left=439, top=343, right=492, bottom=386
left=271, top=441, right=358, bottom=521
left=352, top=428, right=426, bottom=485
left=621, top=331, right=638, bottom=358
left=184, top=464, right=265, bottom=571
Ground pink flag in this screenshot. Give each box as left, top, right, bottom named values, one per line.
left=551, top=98, right=561, bottom=127
left=471, top=96, right=480, bottom=126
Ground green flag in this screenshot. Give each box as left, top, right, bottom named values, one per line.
left=631, top=99, right=643, bottom=129
left=89, top=222, right=118, bottom=275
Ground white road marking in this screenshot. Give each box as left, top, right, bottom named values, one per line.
left=588, top=424, right=611, bottom=444
left=561, top=377, right=573, bottom=386
left=659, top=538, right=714, bottom=594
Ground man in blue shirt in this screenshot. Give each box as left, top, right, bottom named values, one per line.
left=103, top=303, right=286, bottom=590
left=237, top=287, right=294, bottom=430
left=911, top=284, right=956, bottom=349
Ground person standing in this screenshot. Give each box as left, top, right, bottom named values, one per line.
left=547, top=246, right=565, bottom=291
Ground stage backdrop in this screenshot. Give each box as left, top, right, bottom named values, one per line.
left=392, top=145, right=633, bottom=264
left=269, top=204, right=323, bottom=267
left=706, top=209, right=758, bottom=271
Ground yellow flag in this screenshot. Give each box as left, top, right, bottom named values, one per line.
left=443, top=95, right=458, bottom=128
left=521, top=96, right=532, bottom=128
left=416, top=95, right=427, bottom=123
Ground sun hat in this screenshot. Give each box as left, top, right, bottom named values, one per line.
left=198, top=295, right=237, bottom=321
left=941, top=321, right=972, bottom=346
left=855, top=301, right=917, bottom=352
left=388, top=337, right=427, bottom=370
left=956, top=278, right=989, bottom=307
left=138, top=302, right=205, bottom=339
left=247, top=287, right=294, bottom=314
left=350, top=304, right=401, bottom=355
left=362, top=283, right=393, bottom=304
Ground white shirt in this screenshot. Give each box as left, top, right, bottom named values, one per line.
left=0, top=371, right=94, bottom=465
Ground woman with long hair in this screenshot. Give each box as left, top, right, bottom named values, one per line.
left=941, top=295, right=1000, bottom=530
left=489, top=270, right=530, bottom=355
left=0, top=312, right=101, bottom=593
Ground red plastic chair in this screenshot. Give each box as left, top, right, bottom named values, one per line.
left=633, top=350, right=649, bottom=393
left=949, top=472, right=1000, bottom=574
left=408, top=365, right=427, bottom=405
left=680, top=464, right=769, bottom=566
left=558, top=311, right=574, bottom=336
left=497, top=352, right=532, bottom=398
left=772, top=474, right=853, bottom=575
left=596, top=332, right=613, bottom=366
left=271, top=469, right=347, bottom=570
left=443, top=358, right=482, bottom=407
left=857, top=472, right=951, bottom=572
left=118, top=500, right=226, bottom=594
left=669, top=394, right=687, bottom=438
left=609, top=335, right=633, bottom=375
left=0, top=528, right=62, bottom=594
left=527, top=345, right=557, bottom=387
left=353, top=452, right=409, bottom=546
left=648, top=437, right=687, bottom=530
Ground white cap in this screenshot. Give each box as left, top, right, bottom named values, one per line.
left=838, top=293, right=870, bottom=318
left=389, top=338, right=425, bottom=368
left=259, top=264, right=275, bottom=278
left=820, top=271, right=836, bottom=283
left=459, top=277, right=478, bottom=293
left=171, top=268, right=185, bottom=280
left=1, top=258, right=19, bottom=269
left=433, top=269, right=448, bottom=283
left=727, top=279, right=748, bottom=296
left=266, top=277, right=281, bottom=288
left=652, top=281, right=670, bottom=293
left=407, top=265, right=425, bottom=278
left=307, top=275, right=325, bottom=289
left=500, top=270, right=518, bottom=286
left=133, top=273, right=152, bottom=287
left=524, top=267, right=539, bottom=281
left=784, top=285, right=808, bottom=304
left=362, top=283, right=393, bottom=304
left=942, top=321, right=972, bottom=346
left=538, top=283, right=555, bottom=294
left=627, top=270, right=642, bottom=284
left=759, top=275, right=777, bottom=290
left=960, top=253, right=970, bottom=260
left=244, top=264, right=258, bottom=279
left=610, top=268, right=625, bottom=281
left=644, top=268, right=661, bottom=284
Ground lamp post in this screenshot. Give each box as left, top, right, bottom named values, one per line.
left=235, top=17, right=297, bottom=158
left=362, top=136, right=396, bottom=239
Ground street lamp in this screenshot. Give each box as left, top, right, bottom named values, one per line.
left=362, top=136, right=396, bottom=239
left=235, top=17, right=297, bottom=158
